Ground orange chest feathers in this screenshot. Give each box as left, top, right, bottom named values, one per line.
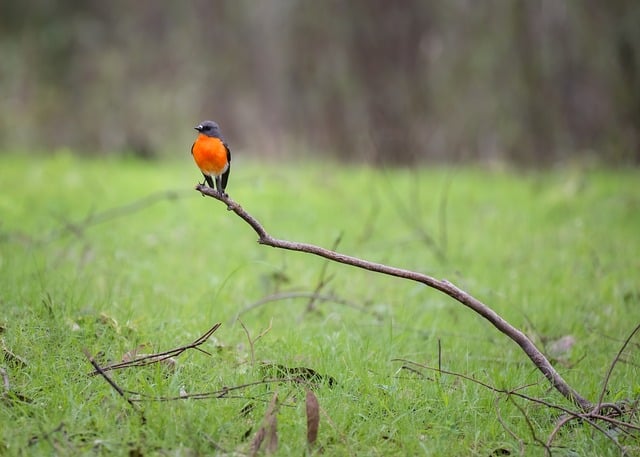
left=192, top=134, right=229, bottom=176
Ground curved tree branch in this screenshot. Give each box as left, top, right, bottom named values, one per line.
left=196, top=185, right=593, bottom=412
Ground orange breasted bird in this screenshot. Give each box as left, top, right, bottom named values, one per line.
left=191, top=120, right=231, bottom=195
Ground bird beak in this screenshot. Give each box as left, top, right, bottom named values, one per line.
left=194, top=125, right=202, bottom=132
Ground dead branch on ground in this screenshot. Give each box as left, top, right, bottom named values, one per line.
left=196, top=185, right=594, bottom=411
left=393, top=357, right=639, bottom=453
left=83, top=348, right=146, bottom=424
left=88, top=323, right=221, bottom=376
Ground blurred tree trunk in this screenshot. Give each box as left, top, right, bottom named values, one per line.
left=344, top=0, right=432, bottom=164
left=510, top=0, right=557, bottom=164
left=611, top=3, right=640, bottom=163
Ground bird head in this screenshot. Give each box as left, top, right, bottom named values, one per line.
left=194, top=120, right=222, bottom=138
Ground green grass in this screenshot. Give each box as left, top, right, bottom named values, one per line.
left=1, top=153, right=639, bottom=456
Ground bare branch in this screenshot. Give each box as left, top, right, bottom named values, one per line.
left=238, top=318, right=273, bottom=368
left=83, top=349, right=146, bottom=423
left=128, top=378, right=303, bottom=403
left=493, top=396, right=526, bottom=454
left=508, top=395, right=553, bottom=455
left=196, top=185, right=593, bottom=411
left=395, top=358, right=638, bottom=452
left=88, top=323, right=221, bottom=376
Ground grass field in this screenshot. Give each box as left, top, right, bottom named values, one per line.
left=1, top=153, right=639, bottom=456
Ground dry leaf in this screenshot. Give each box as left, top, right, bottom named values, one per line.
left=306, top=389, right=320, bottom=446
left=250, top=392, right=279, bottom=456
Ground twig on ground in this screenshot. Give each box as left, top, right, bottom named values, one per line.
left=128, top=378, right=309, bottom=403
left=235, top=291, right=373, bottom=322
left=238, top=318, right=273, bottom=367
left=88, top=323, right=221, bottom=376
left=393, top=358, right=556, bottom=409
left=548, top=413, right=626, bottom=454
left=196, top=185, right=593, bottom=411
left=394, top=358, right=639, bottom=452
left=508, top=395, right=554, bottom=456
left=83, top=349, right=145, bottom=423
left=493, top=395, right=526, bottom=455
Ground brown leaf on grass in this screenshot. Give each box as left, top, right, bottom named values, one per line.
left=250, top=427, right=265, bottom=456
left=306, top=389, right=320, bottom=446
left=264, top=393, right=278, bottom=454
left=250, top=392, right=279, bottom=456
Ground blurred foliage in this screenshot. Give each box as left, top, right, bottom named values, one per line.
left=0, top=0, right=639, bottom=165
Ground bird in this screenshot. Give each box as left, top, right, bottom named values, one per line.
left=191, top=120, right=231, bottom=195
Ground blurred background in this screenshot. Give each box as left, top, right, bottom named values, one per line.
left=1, top=0, right=638, bottom=165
